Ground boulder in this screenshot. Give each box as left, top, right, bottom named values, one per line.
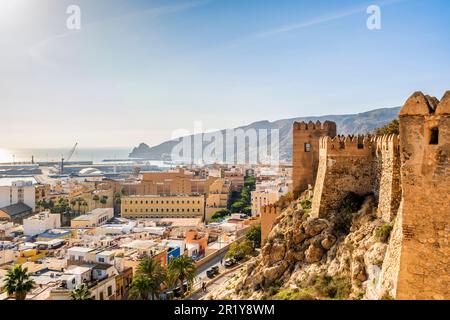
left=351, top=259, right=367, bottom=282
left=263, top=261, right=289, bottom=286
left=364, top=243, right=387, bottom=266
left=321, top=234, right=337, bottom=250
left=292, top=229, right=308, bottom=244
left=269, top=242, right=286, bottom=264
left=304, top=218, right=329, bottom=237
left=305, top=244, right=325, bottom=263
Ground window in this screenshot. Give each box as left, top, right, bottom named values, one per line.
left=430, top=128, right=439, bottom=145
left=304, top=143, right=311, bottom=152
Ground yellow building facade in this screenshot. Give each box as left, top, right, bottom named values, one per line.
left=121, top=195, right=205, bottom=219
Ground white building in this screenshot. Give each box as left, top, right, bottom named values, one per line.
left=67, top=247, right=96, bottom=263
left=23, top=212, right=61, bottom=236
left=0, top=178, right=36, bottom=210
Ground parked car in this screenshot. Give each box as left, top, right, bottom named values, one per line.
left=224, top=258, right=236, bottom=268
left=206, top=266, right=220, bottom=279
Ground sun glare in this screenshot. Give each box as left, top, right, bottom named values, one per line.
left=0, top=148, right=12, bottom=163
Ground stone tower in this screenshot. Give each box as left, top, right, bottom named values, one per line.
left=395, top=91, right=450, bottom=299
left=292, top=120, right=336, bottom=196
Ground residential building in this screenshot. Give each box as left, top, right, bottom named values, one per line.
left=0, top=178, right=36, bottom=211
left=205, top=178, right=231, bottom=221
left=23, top=212, right=61, bottom=236
left=70, top=208, right=114, bottom=228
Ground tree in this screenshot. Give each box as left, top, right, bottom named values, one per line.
left=136, top=258, right=167, bottom=300
left=3, top=265, right=35, bottom=300
left=70, top=199, right=77, bottom=211
left=211, top=209, right=231, bottom=222
left=246, top=225, right=262, bottom=250
left=168, top=256, right=196, bottom=296
left=75, top=197, right=84, bottom=214
left=225, top=240, right=253, bottom=261
left=231, top=201, right=245, bottom=213
left=82, top=201, right=88, bottom=213
left=373, top=119, right=399, bottom=136
left=70, top=283, right=93, bottom=300
left=244, top=176, right=256, bottom=191
left=128, top=275, right=152, bottom=300
left=100, top=196, right=108, bottom=207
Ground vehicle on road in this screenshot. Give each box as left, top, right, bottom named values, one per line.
left=224, top=258, right=236, bottom=268
left=206, top=266, right=220, bottom=279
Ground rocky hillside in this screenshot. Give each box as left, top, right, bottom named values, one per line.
left=205, top=195, right=393, bottom=300
left=129, top=107, right=400, bottom=161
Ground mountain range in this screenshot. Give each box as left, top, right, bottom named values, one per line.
left=129, top=107, right=400, bottom=162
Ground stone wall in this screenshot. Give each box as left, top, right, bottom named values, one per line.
left=260, top=205, right=281, bottom=244
left=393, top=91, right=450, bottom=299
left=292, top=121, right=336, bottom=196
left=311, top=135, right=375, bottom=217
left=375, top=200, right=403, bottom=298
left=375, top=135, right=402, bottom=222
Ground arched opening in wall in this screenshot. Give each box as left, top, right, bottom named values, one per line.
left=430, top=128, right=439, bottom=145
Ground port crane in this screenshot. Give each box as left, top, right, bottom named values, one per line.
left=60, top=142, right=78, bottom=174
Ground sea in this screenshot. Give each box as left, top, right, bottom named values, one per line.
left=0, top=147, right=134, bottom=164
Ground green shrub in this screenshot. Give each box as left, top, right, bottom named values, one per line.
left=312, top=275, right=352, bottom=300
left=376, top=224, right=393, bottom=242
left=274, top=288, right=315, bottom=300
left=300, top=198, right=312, bottom=210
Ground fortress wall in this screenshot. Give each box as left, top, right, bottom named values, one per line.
left=375, top=200, right=403, bottom=299
left=311, top=135, right=375, bottom=218
left=394, top=92, right=450, bottom=299
left=376, top=135, right=402, bottom=222
left=292, top=121, right=336, bottom=196
left=261, top=205, right=282, bottom=244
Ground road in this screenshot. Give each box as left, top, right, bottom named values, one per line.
left=194, top=250, right=228, bottom=289
left=189, top=265, right=243, bottom=300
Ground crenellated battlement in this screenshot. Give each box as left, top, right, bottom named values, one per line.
left=399, top=91, right=450, bottom=116
left=261, top=204, right=282, bottom=243
left=319, top=134, right=373, bottom=156
left=293, top=120, right=337, bottom=132
left=260, top=204, right=281, bottom=215
left=374, top=134, right=399, bottom=157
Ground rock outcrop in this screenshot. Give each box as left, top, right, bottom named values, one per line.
left=206, top=195, right=390, bottom=300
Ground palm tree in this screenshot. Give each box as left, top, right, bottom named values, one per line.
left=136, top=258, right=167, bottom=300
left=168, top=256, right=196, bottom=296
left=3, top=265, right=35, bottom=300
left=70, top=283, right=93, bottom=300
left=93, top=194, right=100, bottom=208
left=128, top=275, right=152, bottom=300
left=70, top=199, right=77, bottom=212
left=82, top=201, right=88, bottom=214
left=75, top=197, right=84, bottom=214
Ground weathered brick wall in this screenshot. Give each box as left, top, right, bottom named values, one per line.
left=376, top=135, right=402, bottom=222
left=394, top=92, right=450, bottom=299
left=376, top=200, right=403, bottom=298
left=311, top=135, right=374, bottom=217
left=292, top=121, right=336, bottom=196
left=261, top=205, right=281, bottom=244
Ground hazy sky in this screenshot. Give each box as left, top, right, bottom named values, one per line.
left=1, top=0, right=449, bottom=148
